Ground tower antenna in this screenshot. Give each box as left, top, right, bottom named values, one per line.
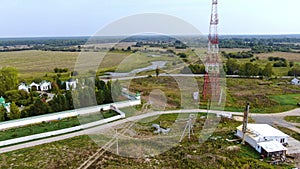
left=203, top=0, right=221, bottom=102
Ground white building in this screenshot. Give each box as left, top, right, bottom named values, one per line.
left=291, top=78, right=300, bottom=85
left=40, top=80, right=51, bottom=91
left=66, top=78, right=77, bottom=90
left=236, top=124, right=288, bottom=157
left=29, top=82, right=40, bottom=91
left=19, top=81, right=52, bottom=92
left=18, top=83, right=29, bottom=92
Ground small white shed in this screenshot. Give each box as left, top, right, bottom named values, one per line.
left=291, top=78, right=300, bottom=85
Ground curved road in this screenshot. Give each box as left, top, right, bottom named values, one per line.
left=0, top=108, right=299, bottom=154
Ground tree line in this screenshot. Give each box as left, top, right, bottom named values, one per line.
left=0, top=67, right=122, bottom=122
left=219, top=37, right=300, bottom=52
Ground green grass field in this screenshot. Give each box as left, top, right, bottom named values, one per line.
left=0, top=50, right=181, bottom=80
left=0, top=110, right=118, bottom=142
left=284, top=116, right=300, bottom=123
left=0, top=114, right=294, bottom=168
left=269, top=94, right=300, bottom=106
left=128, top=76, right=300, bottom=113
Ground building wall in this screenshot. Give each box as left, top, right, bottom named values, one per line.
left=236, top=129, right=260, bottom=152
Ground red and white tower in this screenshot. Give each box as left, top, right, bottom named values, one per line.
left=203, top=0, right=220, bottom=101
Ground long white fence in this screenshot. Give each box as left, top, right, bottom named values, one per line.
left=0, top=99, right=141, bottom=131
left=0, top=114, right=124, bottom=147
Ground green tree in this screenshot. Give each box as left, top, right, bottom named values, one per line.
left=49, top=93, right=68, bottom=112
left=111, top=80, right=122, bottom=100
left=0, top=67, right=18, bottom=96
left=289, top=61, right=294, bottom=67
left=28, top=99, right=50, bottom=116
left=65, top=90, right=74, bottom=109
left=0, top=106, right=6, bottom=121
left=71, top=90, right=81, bottom=108
left=9, top=102, right=21, bottom=120
left=104, top=81, right=112, bottom=103
left=77, top=86, right=95, bottom=108
left=95, top=78, right=106, bottom=90
left=288, top=65, right=300, bottom=76
left=4, top=90, right=21, bottom=103
left=239, top=62, right=260, bottom=77
left=262, top=63, right=273, bottom=78
left=177, top=53, right=187, bottom=58
left=226, top=59, right=240, bottom=75
left=96, top=90, right=105, bottom=105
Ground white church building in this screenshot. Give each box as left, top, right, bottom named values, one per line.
left=18, top=80, right=52, bottom=92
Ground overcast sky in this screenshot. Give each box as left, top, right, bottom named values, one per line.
left=1, top=0, right=299, bottom=37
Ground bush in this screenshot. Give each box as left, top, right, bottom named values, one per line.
left=268, top=56, right=286, bottom=62
left=54, top=67, right=69, bottom=73
left=273, top=61, right=287, bottom=67
left=223, top=51, right=253, bottom=59
left=177, top=53, right=187, bottom=58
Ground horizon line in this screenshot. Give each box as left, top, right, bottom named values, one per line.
left=0, top=33, right=300, bottom=39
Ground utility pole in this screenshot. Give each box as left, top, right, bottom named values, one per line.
left=241, top=103, right=250, bottom=145
left=115, top=129, right=119, bottom=155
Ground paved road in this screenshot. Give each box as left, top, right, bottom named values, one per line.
left=100, top=74, right=295, bottom=81
left=0, top=108, right=299, bottom=154
left=250, top=108, right=300, bottom=133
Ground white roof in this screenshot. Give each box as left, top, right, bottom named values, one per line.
left=19, top=83, right=28, bottom=86
left=237, top=124, right=288, bottom=138
left=40, top=81, right=51, bottom=86
left=30, top=82, right=40, bottom=87
left=258, top=141, right=287, bottom=152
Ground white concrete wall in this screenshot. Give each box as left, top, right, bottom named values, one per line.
left=0, top=99, right=141, bottom=131
left=0, top=115, right=123, bottom=147
left=236, top=129, right=260, bottom=152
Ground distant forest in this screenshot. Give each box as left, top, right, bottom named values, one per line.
left=0, top=35, right=300, bottom=52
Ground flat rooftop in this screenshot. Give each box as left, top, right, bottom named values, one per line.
left=237, top=124, right=288, bottom=138
left=258, top=140, right=287, bottom=152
